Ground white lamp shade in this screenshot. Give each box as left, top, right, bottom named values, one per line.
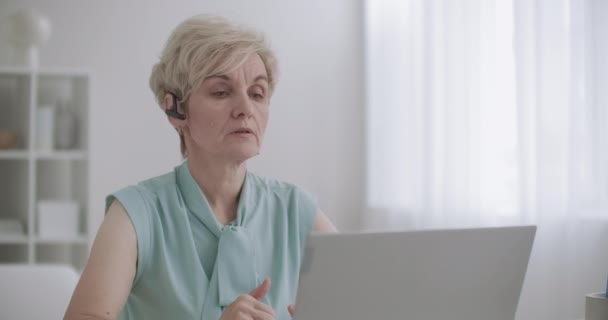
left=5, top=9, right=52, bottom=47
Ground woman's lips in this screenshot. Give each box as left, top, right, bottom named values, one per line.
left=231, top=128, right=254, bottom=135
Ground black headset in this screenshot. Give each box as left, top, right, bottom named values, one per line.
left=165, top=93, right=186, bottom=120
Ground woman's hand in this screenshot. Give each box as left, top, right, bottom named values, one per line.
left=220, top=278, right=275, bottom=320
left=287, top=304, right=295, bottom=319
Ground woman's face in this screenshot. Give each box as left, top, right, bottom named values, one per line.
left=183, top=54, right=270, bottom=162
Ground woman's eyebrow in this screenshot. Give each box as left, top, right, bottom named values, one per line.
left=204, top=74, right=268, bottom=85
left=205, top=74, right=230, bottom=81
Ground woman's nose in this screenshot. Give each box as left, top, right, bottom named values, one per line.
left=231, top=91, right=254, bottom=118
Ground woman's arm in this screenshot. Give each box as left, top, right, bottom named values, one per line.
left=64, top=200, right=137, bottom=320
left=313, top=208, right=337, bottom=233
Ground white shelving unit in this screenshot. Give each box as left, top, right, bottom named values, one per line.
left=0, top=67, right=91, bottom=270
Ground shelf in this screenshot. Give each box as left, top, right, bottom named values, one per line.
left=34, top=236, right=88, bottom=244
left=0, top=151, right=88, bottom=160
left=0, top=67, right=90, bottom=77
left=0, top=150, right=29, bottom=160
left=0, top=66, right=34, bottom=75
left=35, top=150, right=88, bottom=160
left=37, top=68, right=90, bottom=77
left=0, top=68, right=90, bottom=269
left=0, top=234, right=28, bottom=244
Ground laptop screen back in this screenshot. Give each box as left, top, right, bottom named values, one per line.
left=294, top=226, right=536, bottom=320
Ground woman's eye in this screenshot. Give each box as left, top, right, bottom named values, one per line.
left=250, top=90, right=265, bottom=100
left=212, top=91, right=229, bottom=97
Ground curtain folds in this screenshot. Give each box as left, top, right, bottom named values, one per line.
left=365, top=0, right=608, bottom=319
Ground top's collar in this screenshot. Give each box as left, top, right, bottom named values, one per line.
left=175, top=161, right=255, bottom=236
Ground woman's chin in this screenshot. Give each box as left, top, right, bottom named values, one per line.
left=226, top=147, right=260, bottom=162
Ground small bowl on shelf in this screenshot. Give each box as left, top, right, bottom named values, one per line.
left=0, top=131, right=18, bottom=150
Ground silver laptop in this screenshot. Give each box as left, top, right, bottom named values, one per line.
left=294, top=225, right=536, bottom=320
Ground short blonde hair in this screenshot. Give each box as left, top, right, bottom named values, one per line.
left=149, top=15, right=279, bottom=157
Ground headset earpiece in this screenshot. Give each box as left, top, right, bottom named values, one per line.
left=165, top=93, right=186, bottom=120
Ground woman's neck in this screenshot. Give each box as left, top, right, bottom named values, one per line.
left=186, top=153, right=247, bottom=224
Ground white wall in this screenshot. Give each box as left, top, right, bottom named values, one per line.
left=0, top=0, right=366, bottom=232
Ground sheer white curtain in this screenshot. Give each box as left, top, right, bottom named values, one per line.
left=365, top=0, right=608, bottom=319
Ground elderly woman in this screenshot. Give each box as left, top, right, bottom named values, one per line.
left=64, top=15, right=336, bottom=320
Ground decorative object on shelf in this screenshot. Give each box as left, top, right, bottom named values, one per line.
left=0, top=218, right=25, bottom=235
left=586, top=292, right=608, bottom=320
left=37, top=200, right=80, bottom=239
left=54, top=101, right=78, bottom=149
left=36, top=104, right=55, bottom=151
left=2, top=8, right=52, bottom=68
left=0, top=130, right=18, bottom=149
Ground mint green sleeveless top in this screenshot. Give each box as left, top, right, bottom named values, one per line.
left=105, top=161, right=317, bottom=320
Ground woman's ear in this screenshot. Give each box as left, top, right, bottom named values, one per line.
left=163, top=93, right=174, bottom=113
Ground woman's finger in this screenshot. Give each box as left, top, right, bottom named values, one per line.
left=252, top=300, right=275, bottom=318
left=249, top=278, right=271, bottom=300
left=251, top=306, right=275, bottom=320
